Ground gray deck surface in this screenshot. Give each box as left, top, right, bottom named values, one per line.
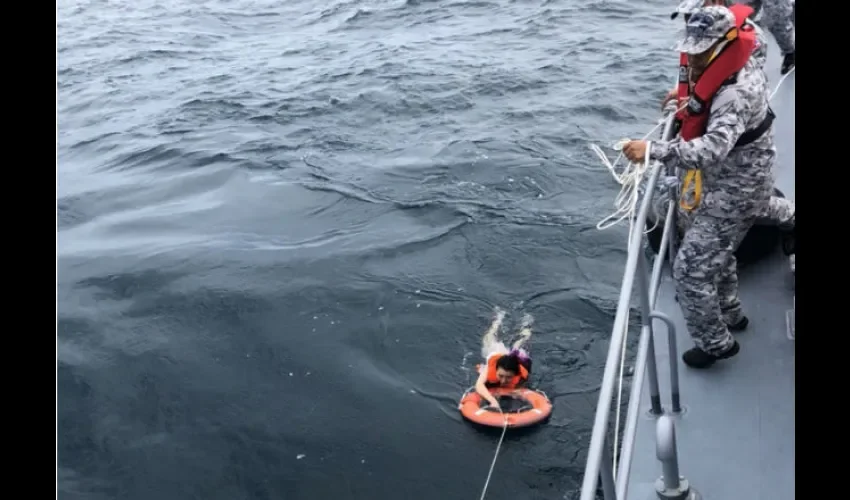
left=624, top=40, right=795, bottom=500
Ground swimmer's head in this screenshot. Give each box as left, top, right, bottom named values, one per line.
left=495, top=354, right=521, bottom=385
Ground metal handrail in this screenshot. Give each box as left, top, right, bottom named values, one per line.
left=578, top=111, right=681, bottom=500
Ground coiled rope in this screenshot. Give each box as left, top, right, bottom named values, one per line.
left=587, top=65, right=795, bottom=478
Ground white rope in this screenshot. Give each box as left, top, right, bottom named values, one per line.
left=590, top=119, right=671, bottom=233
left=588, top=64, right=795, bottom=478
left=770, top=65, right=795, bottom=100
left=592, top=65, right=795, bottom=235
left=609, top=140, right=656, bottom=480
left=478, top=413, right=508, bottom=500
left=591, top=65, right=794, bottom=234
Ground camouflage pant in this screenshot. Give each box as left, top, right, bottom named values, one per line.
left=756, top=195, right=794, bottom=228
left=644, top=173, right=793, bottom=250
left=677, top=195, right=793, bottom=233
left=756, top=0, right=795, bottom=55
left=672, top=213, right=756, bottom=355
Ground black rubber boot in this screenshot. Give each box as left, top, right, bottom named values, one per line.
left=781, top=52, right=795, bottom=75
left=728, top=316, right=749, bottom=332
left=682, top=341, right=740, bottom=369
left=781, top=224, right=795, bottom=256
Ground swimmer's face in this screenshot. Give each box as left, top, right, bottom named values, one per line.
left=495, top=367, right=517, bottom=385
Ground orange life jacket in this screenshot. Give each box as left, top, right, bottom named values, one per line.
left=479, top=354, right=529, bottom=389
left=676, top=4, right=756, bottom=141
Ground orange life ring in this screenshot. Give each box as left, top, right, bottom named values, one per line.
left=458, top=386, right=552, bottom=428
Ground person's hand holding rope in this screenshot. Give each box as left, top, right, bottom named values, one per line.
left=622, top=140, right=649, bottom=164
left=661, top=87, right=679, bottom=110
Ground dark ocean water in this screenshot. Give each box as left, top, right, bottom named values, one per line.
left=57, top=0, right=680, bottom=499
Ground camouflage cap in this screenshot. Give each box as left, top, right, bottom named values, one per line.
left=671, top=0, right=703, bottom=18
left=674, top=5, right=736, bottom=54
left=671, top=0, right=731, bottom=19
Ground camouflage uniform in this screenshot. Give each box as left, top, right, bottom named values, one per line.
left=743, top=1, right=794, bottom=262
left=651, top=6, right=774, bottom=362
left=643, top=175, right=792, bottom=234
left=673, top=0, right=790, bottom=69
left=653, top=2, right=793, bottom=278
left=749, top=0, right=795, bottom=55
left=668, top=1, right=791, bottom=226
left=756, top=195, right=794, bottom=227
left=648, top=1, right=775, bottom=232
left=742, top=0, right=795, bottom=73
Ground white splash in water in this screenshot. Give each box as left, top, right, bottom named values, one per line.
left=460, top=351, right=473, bottom=371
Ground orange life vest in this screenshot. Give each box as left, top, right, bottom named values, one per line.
left=479, top=354, right=529, bottom=389
left=676, top=4, right=756, bottom=141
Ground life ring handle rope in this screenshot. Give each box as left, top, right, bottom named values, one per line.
left=478, top=415, right=507, bottom=500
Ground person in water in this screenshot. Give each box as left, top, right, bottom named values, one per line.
left=474, top=308, right=533, bottom=409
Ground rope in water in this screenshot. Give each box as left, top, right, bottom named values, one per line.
left=478, top=412, right=509, bottom=500
left=588, top=65, right=795, bottom=479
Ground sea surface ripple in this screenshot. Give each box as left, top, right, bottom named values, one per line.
left=58, top=0, right=679, bottom=499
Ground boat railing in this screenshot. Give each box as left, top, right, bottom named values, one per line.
left=577, top=111, right=698, bottom=500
